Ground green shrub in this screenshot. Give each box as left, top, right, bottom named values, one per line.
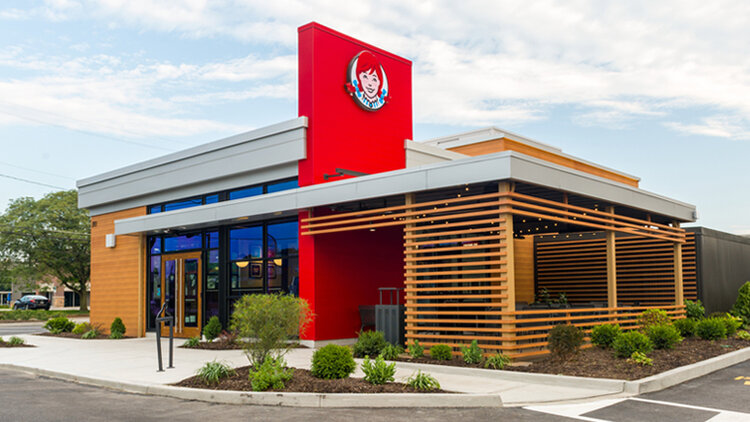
left=406, top=370, right=441, bottom=391
left=646, top=324, right=682, bottom=349
left=8, top=336, right=25, bottom=346
left=429, top=344, right=453, bottom=361
left=731, top=281, right=750, bottom=326
left=613, top=331, right=654, bottom=358
left=409, top=339, right=424, bottom=358
left=548, top=324, right=584, bottom=360
left=361, top=355, right=396, bottom=385
left=696, top=318, right=727, bottom=340
left=310, top=344, right=356, bottom=379
left=720, top=315, right=743, bottom=337
left=72, top=322, right=92, bottom=335
left=110, top=317, right=126, bottom=338
left=82, top=329, right=98, bottom=339
left=203, top=316, right=222, bottom=342
left=627, top=351, right=653, bottom=366
left=484, top=353, right=511, bottom=370
left=638, top=309, right=671, bottom=331
left=43, top=316, right=75, bottom=334
left=249, top=357, right=294, bottom=391
left=736, top=330, right=750, bottom=341
left=673, top=318, right=697, bottom=337
left=352, top=330, right=388, bottom=358
left=685, top=300, right=705, bottom=320
left=461, top=340, right=483, bottom=364
left=184, top=336, right=201, bottom=348
left=230, top=293, right=312, bottom=367
left=591, top=324, right=621, bottom=348
left=380, top=343, right=404, bottom=360
left=196, top=360, right=236, bottom=385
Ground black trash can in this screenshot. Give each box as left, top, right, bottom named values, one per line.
left=375, top=287, right=405, bottom=346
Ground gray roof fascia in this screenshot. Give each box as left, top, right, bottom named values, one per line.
left=77, top=117, right=307, bottom=211
left=114, top=150, right=695, bottom=236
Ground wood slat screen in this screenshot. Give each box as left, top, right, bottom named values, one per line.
left=535, top=232, right=697, bottom=305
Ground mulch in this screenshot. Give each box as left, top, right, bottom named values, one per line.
left=179, top=341, right=245, bottom=350
left=505, top=337, right=748, bottom=380
left=174, top=366, right=447, bottom=393
left=394, top=355, right=488, bottom=369
left=37, top=332, right=131, bottom=340
left=0, top=342, right=34, bottom=348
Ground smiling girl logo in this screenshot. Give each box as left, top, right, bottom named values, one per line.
left=345, top=50, right=389, bottom=111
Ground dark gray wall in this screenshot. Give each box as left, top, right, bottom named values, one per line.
left=689, top=227, right=750, bottom=314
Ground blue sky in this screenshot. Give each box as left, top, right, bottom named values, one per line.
left=0, top=1, right=748, bottom=234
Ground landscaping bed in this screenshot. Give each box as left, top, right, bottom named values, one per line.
left=506, top=338, right=748, bottom=380
left=37, top=332, right=131, bottom=340
left=174, top=366, right=447, bottom=394
left=180, top=340, right=244, bottom=350
left=0, top=337, right=34, bottom=348
left=0, top=310, right=89, bottom=322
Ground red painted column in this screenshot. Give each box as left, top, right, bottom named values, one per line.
left=297, top=22, right=412, bottom=341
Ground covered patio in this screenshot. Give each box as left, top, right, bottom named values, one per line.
left=301, top=178, right=694, bottom=359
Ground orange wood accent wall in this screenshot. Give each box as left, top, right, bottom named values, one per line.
left=90, top=207, right=146, bottom=336
left=448, top=138, right=639, bottom=187
left=514, top=237, right=535, bottom=304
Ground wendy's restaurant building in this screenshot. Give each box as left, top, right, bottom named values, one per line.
left=77, top=23, right=698, bottom=359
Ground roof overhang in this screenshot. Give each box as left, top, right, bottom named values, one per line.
left=115, top=150, right=696, bottom=236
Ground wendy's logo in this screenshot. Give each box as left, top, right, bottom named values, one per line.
left=345, top=50, right=389, bottom=111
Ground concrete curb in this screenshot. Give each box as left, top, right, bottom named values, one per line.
left=0, top=363, right=502, bottom=408
left=623, top=346, right=750, bottom=394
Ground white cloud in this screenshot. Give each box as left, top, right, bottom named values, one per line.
left=666, top=116, right=750, bottom=141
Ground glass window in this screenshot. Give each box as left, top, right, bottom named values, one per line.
left=149, top=205, right=162, bottom=214
left=267, top=221, right=298, bottom=258
left=230, top=260, right=264, bottom=290
left=205, top=194, right=219, bottom=204
left=206, top=231, right=219, bottom=249
left=229, top=226, right=262, bottom=260
left=163, top=234, right=202, bottom=252
left=164, top=198, right=202, bottom=211
left=229, top=186, right=262, bottom=200
left=206, top=249, right=219, bottom=291
left=266, top=179, right=298, bottom=193
left=148, top=236, right=161, bottom=255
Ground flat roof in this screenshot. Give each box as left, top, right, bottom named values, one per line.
left=115, top=149, right=696, bottom=236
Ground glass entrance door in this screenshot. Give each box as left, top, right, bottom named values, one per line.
left=160, top=252, right=202, bottom=338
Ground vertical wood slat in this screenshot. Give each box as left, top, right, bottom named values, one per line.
left=674, top=222, right=684, bottom=306
left=606, top=206, right=617, bottom=310
left=404, top=193, right=416, bottom=347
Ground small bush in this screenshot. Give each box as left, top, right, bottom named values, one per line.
left=230, top=293, right=312, bottom=367
left=249, top=357, right=293, bottom=391
left=737, top=330, right=750, bottom=341
left=591, top=324, right=621, bottom=348
left=196, top=360, right=236, bottom=385
left=8, top=336, right=25, bottom=346
left=380, top=343, right=404, bottom=360
left=731, top=281, right=750, bottom=326
left=646, top=324, right=682, bottom=349
left=406, top=370, right=441, bottom=391
left=44, top=316, right=75, bottom=334
left=310, top=344, right=356, bottom=379
left=673, top=318, right=697, bottom=337
left=548, top=324, right=584, bottom=360
left=352, top=330, right=388, bottom=358
left=72, top=322, right=92, bottom=335
left=409, top=339, right=424, bottom=358
left=361, top=355, right=396, bottom=385
left=696, top=318, right=727, bottom=340
left=461, top=340, right=483, bottom=364
left=484, top=353, right=511, bottom=370
left=429, top=344, right=453, bottom=361
left=613, top=331, right=654, bottom=358
left=82, top=329, right=98, bottom=339
left=110, top=317, right=126, bottom=338
left=720, top=315, right=743, bottom=337
left=203, top=316, right=222, bottom=342
left=685, top=300, right=705, bottom=320
left=184, top=336, right=201, bottom=348
left=627, top=351, right=653, bottom=366
left=638, top=309, right=671, bottom=331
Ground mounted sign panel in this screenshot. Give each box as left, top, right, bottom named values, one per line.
left=345, top=50, right=390, bottom=111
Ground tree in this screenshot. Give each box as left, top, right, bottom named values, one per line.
left=0, top=190, right=90, bottom=310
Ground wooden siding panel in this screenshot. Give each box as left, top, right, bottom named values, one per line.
left=90, top=207, right=146, bottom=336
left=514, top=237, right=535, bottom=304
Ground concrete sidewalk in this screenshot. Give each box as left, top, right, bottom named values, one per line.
left=3, top=333, right=747, bottom=407
left=0, top=333, right=622, bottom=406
